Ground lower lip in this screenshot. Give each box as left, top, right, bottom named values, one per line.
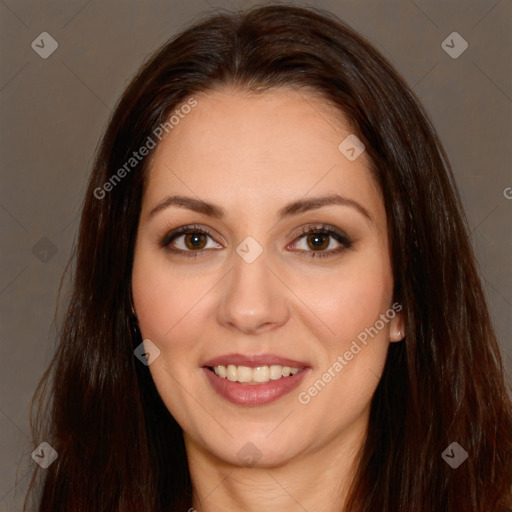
left=203, top=367, right=310, bottom=406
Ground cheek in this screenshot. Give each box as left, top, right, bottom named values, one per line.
left=289, top=251, right=394, bottom=350
left=131, top=251, right=210, bottom=421
left=293, top=268, right=393, bottom=433
left=132, top=272, right=173, bottom=342
left=132, top=250, right=205, bottom=342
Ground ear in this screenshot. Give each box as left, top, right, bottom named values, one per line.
left=389, top=310, right=405, bottom=342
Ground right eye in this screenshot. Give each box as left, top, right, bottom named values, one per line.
left=159, top=224, right=223, bottom=257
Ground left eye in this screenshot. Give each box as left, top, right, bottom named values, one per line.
left=288, top=225, right=352, bottom=258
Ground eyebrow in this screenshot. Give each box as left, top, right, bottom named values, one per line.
left=148, top=193, right=372, bottom=222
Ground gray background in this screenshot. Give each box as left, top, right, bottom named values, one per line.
left=0, top=0, right=510, bottom=510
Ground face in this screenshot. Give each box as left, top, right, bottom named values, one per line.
left=132, top=86, right=403, bottom=468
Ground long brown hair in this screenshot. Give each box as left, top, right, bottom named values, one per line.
left=25, top=4, right=512, bottom=511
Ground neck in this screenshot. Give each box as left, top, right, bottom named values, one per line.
left=184, top=417, right=367, bottom=512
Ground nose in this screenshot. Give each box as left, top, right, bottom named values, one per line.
left=217, top=247, right=291, bottom=335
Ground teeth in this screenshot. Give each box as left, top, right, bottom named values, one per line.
left=237, top=365, right=253, bottom=383
left=227, top=365, right=237, bottom=382
left=269, top=365, right=282, bottom=380
left=210, top=364, right=302, bottom=384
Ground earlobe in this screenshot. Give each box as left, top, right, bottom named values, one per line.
left=390, top=329, right=405, bottom=342
left=390, top=313, right=405, bottom=342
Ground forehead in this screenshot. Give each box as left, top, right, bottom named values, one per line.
left=142, top=87, right=383, bottom=224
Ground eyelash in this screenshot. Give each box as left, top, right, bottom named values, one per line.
left=159, top=223, right=352, bottom=259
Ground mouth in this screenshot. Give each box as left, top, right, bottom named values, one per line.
left=202, top=354, right=311, bottom=406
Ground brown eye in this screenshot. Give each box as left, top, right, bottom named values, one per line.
left=306, top=233, right=330, bottom=251
left=159, top=225, right=222, bottom=257
left=183, top=233, right=208, bottom=250
left=290, top=224, right=353, bottom=259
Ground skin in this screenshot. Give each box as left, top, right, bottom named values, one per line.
left=131, top=86, right=405, bottom=512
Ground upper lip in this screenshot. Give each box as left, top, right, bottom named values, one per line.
left=202, top=353, right=310, bottom=368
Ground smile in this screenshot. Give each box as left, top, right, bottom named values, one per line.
left=203, top=365, right=311, bottom=406
left=209, top=364, right=301, bottom=384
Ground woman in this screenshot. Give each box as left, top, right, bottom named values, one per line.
left=26, top=4, right=512, bottom=511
